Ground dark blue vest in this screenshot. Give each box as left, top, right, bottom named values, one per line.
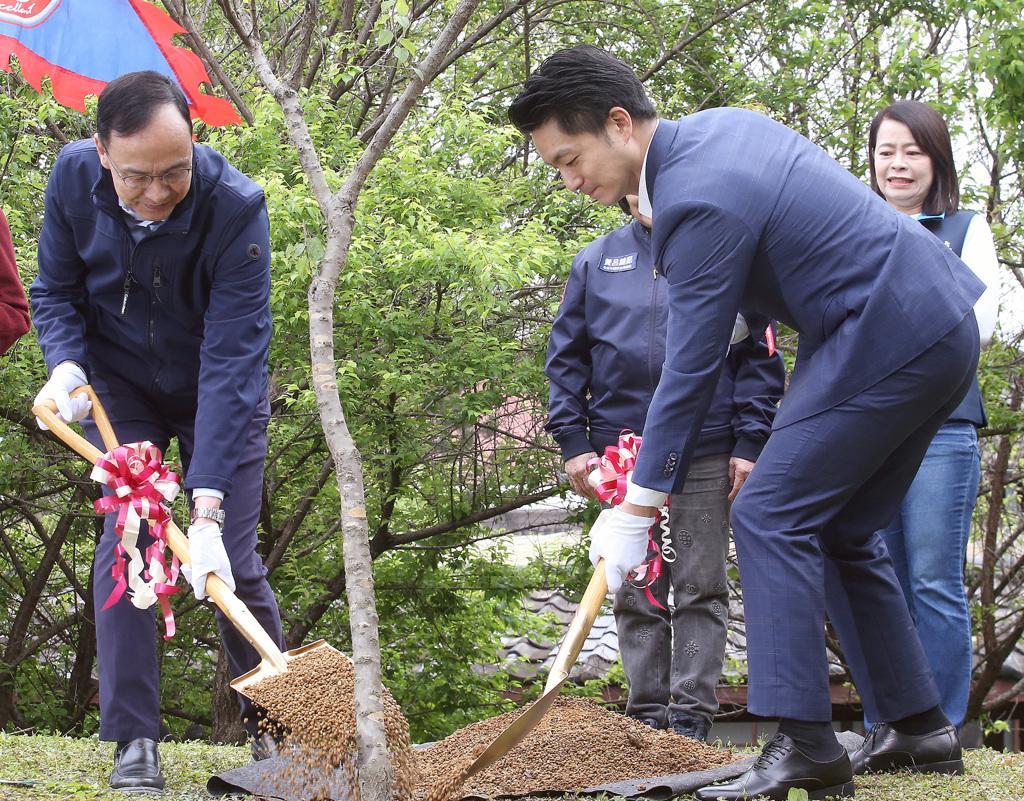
left=918, top=211, right=986, bottom=427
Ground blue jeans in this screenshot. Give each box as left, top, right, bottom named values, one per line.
left=876, top=422, right=979, bottom=728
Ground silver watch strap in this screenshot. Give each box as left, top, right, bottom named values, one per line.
left=192, top=506, right=225, bottom=526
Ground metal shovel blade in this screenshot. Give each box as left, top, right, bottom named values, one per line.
left=456, top=564, right=609, bottom=783
left=230, top=638, right=344, bottom=696
left=457, top=674, right=569, bottom=778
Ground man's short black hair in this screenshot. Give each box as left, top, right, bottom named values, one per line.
left=508, top=45, right=656, bottom=136
left=97, top=71, right=192, bottom=144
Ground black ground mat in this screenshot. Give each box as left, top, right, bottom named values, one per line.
left=208, top=730, right=864, bottom=800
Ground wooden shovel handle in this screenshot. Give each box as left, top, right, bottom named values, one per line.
left=544, top=561, right=609, bottom=692
left=32, top=386, right=288, bottom=672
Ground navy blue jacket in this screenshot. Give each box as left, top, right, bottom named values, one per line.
left=546, top=219, right=784, bottom=463
left=633, top=109, right=985, bottom=493
left=31, top=140, right=271, bottom=495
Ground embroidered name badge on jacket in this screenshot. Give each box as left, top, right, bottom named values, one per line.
left=600, top=252, right=638, bottom=273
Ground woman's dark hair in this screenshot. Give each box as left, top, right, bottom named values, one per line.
left=97, top=71, right=192, bottom=144
left=508, top=45, right=656, bottom=136
left=868, top=100, right=959, bottom=215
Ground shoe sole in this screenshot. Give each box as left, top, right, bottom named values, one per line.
left=109, top=785, right=165, bottom=795
left=856, top=757, right=965, bottom=777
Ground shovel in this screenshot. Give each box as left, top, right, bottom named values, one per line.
left=33, top=385, right=339, bottom=699
left=450, top=563, right=609, bottom=785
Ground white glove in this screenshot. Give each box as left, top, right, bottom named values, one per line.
left=34, top=361, right=90, bottom=430
left=588, top=507, right=655, bottom=593
left=182, top=522, right=235, bottom=601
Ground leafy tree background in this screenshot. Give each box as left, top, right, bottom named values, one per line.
left=0, top=0, right=1022, bottom=745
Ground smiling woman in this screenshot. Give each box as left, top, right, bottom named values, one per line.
left=838, top=99, right=1002, bottom=734
left=872, top=119, right=935, bottom=216
left=868, top=102, right=958, bottom=218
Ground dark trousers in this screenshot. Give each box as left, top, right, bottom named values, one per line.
left=729, top=314, right=979, bottom=722
left=84, top=374, right=285, bottom=742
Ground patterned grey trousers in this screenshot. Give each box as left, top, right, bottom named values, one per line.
left=613, top=453, right=731, bottom=726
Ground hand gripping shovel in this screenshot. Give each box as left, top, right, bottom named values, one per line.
left=33, top=385, right=338, bottom=700
left=445, top=564, right=609, bottom=789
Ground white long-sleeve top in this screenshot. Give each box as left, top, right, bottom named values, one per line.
left=961, top=214, right=1001, bottom=348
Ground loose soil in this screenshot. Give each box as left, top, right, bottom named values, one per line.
left=246, top=651, right=736, bottom=801
left=244, top=647, right=417, bottom=800
left=413, top=696, right=737, bottom=801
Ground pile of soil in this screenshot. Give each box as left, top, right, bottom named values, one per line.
left=245, top=647, right=418, bottom=800
left=413, top=696, right=737, bottom=801
left=245, top=653, right=736, bottom=801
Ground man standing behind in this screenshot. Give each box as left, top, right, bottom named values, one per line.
left=31, top=71, right=285, bottom=793
left=548, top=198, right=784, bottom=741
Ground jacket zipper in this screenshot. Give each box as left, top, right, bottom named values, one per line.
left=121, top=245, right=137, bottom=315
left=149, top=261, right=161, bottom=348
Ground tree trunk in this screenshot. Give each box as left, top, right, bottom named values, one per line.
left=966, top=381, right=1023, bottom=721
left=221, top=2, right=484, bottom=798
left=64, top=556, right=98, bottom=733
left=211, top=645, right=247, bottom=744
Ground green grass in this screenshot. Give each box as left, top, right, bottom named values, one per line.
left=0, top=734, right=240, bottom=800
left=1, top=734, right=1022, bottom=800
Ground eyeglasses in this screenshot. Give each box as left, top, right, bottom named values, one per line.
left=105, top=152, right=193, bottom=190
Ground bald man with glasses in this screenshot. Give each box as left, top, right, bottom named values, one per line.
left=30, top=71, right=285, bottom=792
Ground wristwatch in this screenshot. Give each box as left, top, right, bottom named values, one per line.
left=192, top=506, right=226, bottom=527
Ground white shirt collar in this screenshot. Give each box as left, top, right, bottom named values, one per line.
left=637, top=119, right=660, bottom=218
left=119, top=198, right=165, bottom=230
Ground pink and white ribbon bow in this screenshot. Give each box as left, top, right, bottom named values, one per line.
left=91, top=442, right=182, bottom=639
left=586, top=430, right=669, bottom=610
left=586, top=430, right=643, bottom=506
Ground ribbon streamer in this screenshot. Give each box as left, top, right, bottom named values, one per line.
left=91, top=442, right=182, bottom=639
left=586, top=431, right=670, bottom=610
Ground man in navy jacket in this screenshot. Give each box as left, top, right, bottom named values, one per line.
left=512, top=47, right=981, bottom=800
left=31, top=72, right=284, bottom=792
left=548, top=201, right=784, bottom=740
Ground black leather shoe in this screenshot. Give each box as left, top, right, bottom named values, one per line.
left=670, top=712, right=711, bottom=742
left=694, top=733, right=853, bottom=800
left=852, top=723, right=963, bottom=775
left=109, top=737, right=165, bottom=794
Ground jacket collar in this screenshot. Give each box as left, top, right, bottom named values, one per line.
left=629, top=218, right=651, bottom=240
left=643, top=118, right=680, bottom=210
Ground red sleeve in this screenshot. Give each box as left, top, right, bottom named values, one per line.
left=0, top=209, right=30, bottom=356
